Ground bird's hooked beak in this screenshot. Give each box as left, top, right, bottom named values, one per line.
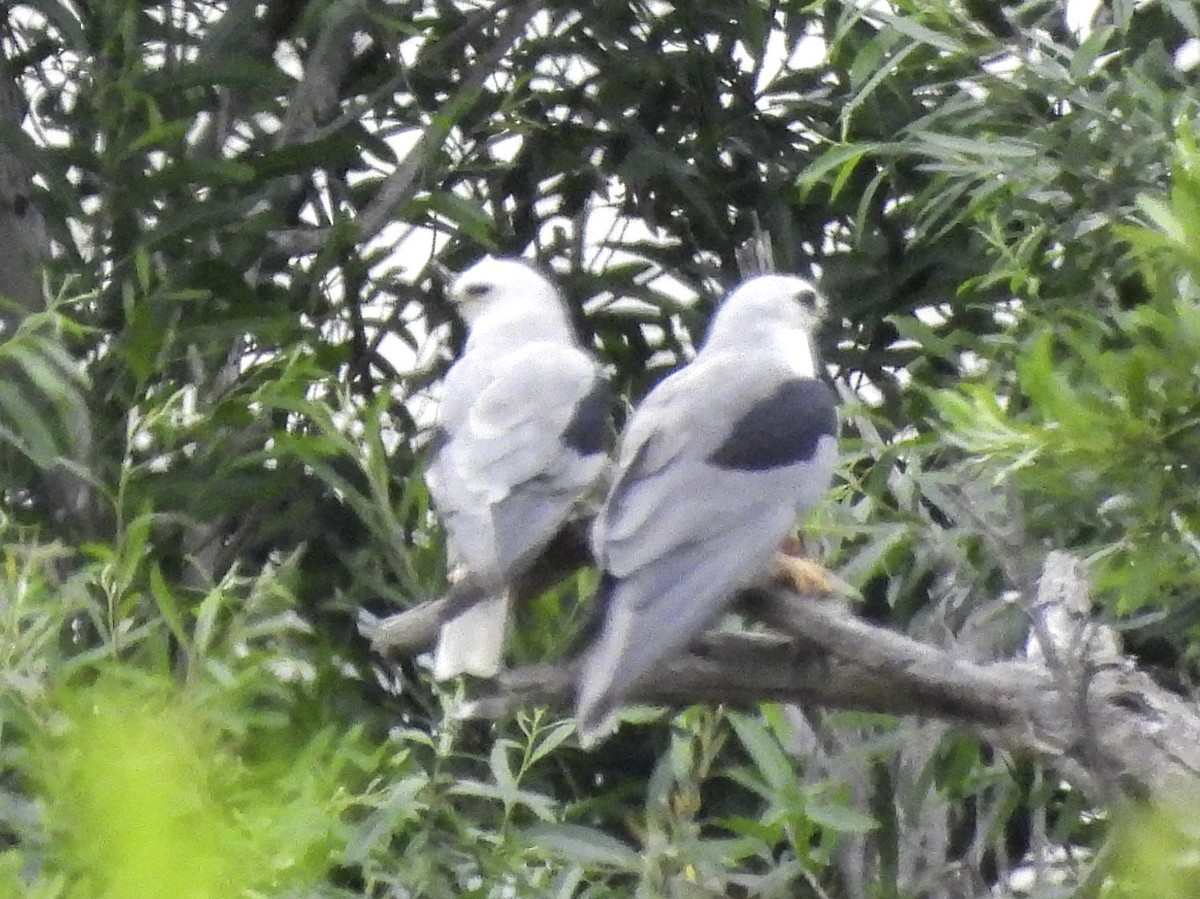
left=449, top=279, right=492, bottom=312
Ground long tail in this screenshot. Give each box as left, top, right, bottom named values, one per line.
left=433, top=589, right=512, bottom=680
left=573, top=574, right=623, bottom=746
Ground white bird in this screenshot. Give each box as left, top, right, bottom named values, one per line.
left=575, top=273, right=838, bottom=743
left=425, top=256, right=610, bottom=680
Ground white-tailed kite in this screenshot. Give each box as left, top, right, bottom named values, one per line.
left=575, top=274, right=838, bottom=743
left=425, top=256, right=610, bottom=680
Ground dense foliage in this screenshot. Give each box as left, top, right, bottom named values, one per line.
left=2, top=0, right=1200, bottom=896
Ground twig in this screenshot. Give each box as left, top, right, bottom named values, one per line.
left=734, top=213, right=775, bottom=278
left=367, top=520, right=593, bottom=654
left=269, top=0, right=543, bottom=258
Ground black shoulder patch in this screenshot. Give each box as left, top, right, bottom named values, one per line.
left=708, top=378, right=837, bottom=472
left=562, top=377, right=611, bottom=455
left=426, top=425, right=449, bottom=458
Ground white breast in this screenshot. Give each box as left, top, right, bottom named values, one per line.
left=775, top=328, right=819, bottom=378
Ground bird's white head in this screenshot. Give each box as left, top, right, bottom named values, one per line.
left=705, top=273, right=827, bottom=349
left=447, top=255, right=576, bottom=349
left=449, top=256, right=560, bottom=324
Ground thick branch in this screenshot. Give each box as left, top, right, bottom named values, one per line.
left=0, top=46, right=94, bottom=527
left=0, top=52, right=48, bottom=320
left=463, top=628, right=1023, bottom=724
left=275, top=2, right=370, bottom=147
left=365, top=522, right=592, bottom=654
left=443, top=554, right=1200, bottom=802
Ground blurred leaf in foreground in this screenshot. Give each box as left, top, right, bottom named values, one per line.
left=1106, top=795, right=1200, bottom=899
left=36, top=670, right=351, bottom=899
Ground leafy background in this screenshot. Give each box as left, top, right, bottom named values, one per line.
left=1, top=0, right=1200, bottom=896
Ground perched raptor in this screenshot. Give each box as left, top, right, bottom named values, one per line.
left=425, top=256, right=609, bottom=680
left=575, top=274, right=838, bottom=743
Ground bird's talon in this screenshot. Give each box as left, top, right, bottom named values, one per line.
left=770, top=553, right=840, bottom=597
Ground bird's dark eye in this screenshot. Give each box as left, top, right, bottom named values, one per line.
left=463, top=283, right=491, bottom=299
left=795, top=288, right=818, bottom=308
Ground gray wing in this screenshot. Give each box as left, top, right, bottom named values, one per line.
left=427, top=340, right=609, bottom=584
left=577, top=351, right=836, bottom=740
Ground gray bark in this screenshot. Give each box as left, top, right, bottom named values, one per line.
left=0, top=46, right=94, bottom=526
left=436, top=552, right=1200, bottom=808
left=0, top=53, right=48, bottom=322
left=268, top=0, right=543, bottom=258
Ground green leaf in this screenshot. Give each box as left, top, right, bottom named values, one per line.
left=887, top=314, right=961, bottom=363
left=1165, top=0, right=1200, bottom=36
left=193, top=586, right=225, bottom=657
left=872, top=11, right=969, bottom=54
left=798, top=142, right=883, bottom=195
left=489, top=741, right=520, bottom=806
left=523, top=823, right=642, bottom=870
left=448, top=780, right=558, bottom=821
left=727, top=711, right=797, bottom=800
left=527, top=721, right=576, bottom=767
left=842, top=42, right=920, bottom=133
left=6, top=338, right=87, bottom=422
left=803, top=796, right=879, bottom=834
left=115, top=511, right=153, bottom=600
left=421, top=192, right=498, bottom=246
left=848, top=27, right=902, bottom=92
left=149, top=563, right=188, bottom=647
left=910, top=130, right=1037, bottom=161
left=1069, top=25, right=1118, bottom=79
left=0, top=382, right=62, bottom=466
left=838, top=522, right=911, bottom=588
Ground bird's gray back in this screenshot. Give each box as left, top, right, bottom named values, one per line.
left=577, top=346, right=837, bottom=730
left=428, top=339, right=609, bottom=582
left=594, top=349, right=835, bottom=574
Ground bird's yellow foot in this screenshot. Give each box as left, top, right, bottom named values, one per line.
left=769, top=552, right=839, bottom=596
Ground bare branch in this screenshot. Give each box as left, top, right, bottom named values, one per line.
left=0, top=52, right=48, bottom=320
left=0, top=46, right=94, bottom=527
left=734, top=214, right=776, bottom=278
left=366, top=520, right=593, bottom=654
left=1025, top=551, right=1121, bottom=667
left=269, top=0, right=543, bottom=258
left=444, top=553, right=1200, bottom=803
left=276, top=2, right=371, bottom=147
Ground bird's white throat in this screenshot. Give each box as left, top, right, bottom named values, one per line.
left=466, top=301, right=575, bottom=352
left=777, top=327, right=820, bottom=378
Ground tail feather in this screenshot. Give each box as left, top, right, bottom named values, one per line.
left=573, top=574, right=625, bottom=746
left=433, top=590, right=511, bottom=680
